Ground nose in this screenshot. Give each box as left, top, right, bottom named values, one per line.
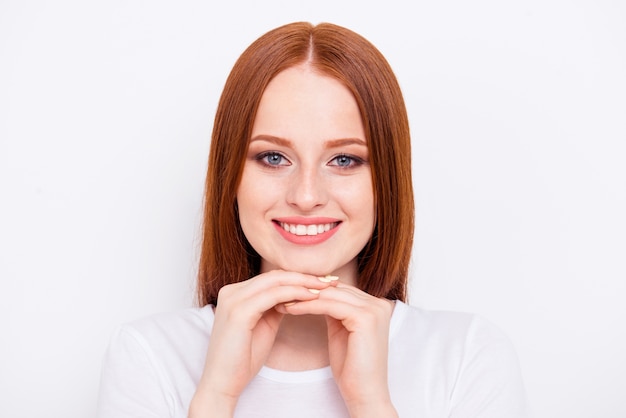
left=285, top=165, right=328, bottom=211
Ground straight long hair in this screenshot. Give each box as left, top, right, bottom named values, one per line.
left=198, top=22, right=414, bottom=306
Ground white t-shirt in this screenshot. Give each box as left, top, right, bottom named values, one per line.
left=97, top=301, right=529, bottom=417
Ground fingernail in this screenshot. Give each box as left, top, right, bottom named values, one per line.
left=318, top=275, right=339, bottom=283
left=308, top=288, right=320, bottom=294
left=284, top=302, right=296, bottom=307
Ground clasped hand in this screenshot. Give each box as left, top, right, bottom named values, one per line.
left=189, top=270, right=397, bottom=417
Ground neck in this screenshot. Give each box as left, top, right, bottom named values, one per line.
left=265, top=314, right=330, bottom=371
left=259, top=260, right=359, bottom=370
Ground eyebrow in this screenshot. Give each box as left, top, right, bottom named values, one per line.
left=249, top=135, right=367, bottom=149
left=249, top=135, right=293, bottom=147
left=324, top=138, right=367, bottom=149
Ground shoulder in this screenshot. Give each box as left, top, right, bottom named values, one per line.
left=390, top=300, right=514, bottom=349
left=98, top=306, right=215, bottom=418
left=390, top=301, right=521, bottom=378
left=116, top=305, right=215, bottom=344
left=106, top=305, right=215, bottom=370
left=389, top=302, right=529, bottom=417
left=102, top=305, right=216, bottom=386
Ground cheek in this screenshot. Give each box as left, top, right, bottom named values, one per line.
left=235, top=172, right=257, bottom=228
left=236, top=169, right=280, bottom=226
left=237, top=166, right=263, bottom=203
left=341, top=176, right=375, bottom=215
left=360, top=180, right=376, bottom=232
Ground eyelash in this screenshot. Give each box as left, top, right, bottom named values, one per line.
left=329, top=154, right=364, bottom=168
left=256, top=152, right=290, bottom=168
left=254, top=152, right=365, bottom=169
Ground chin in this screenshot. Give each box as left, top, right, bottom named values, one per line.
left=261, top=249, right=359, bottom=278
left=280, top=262, right=333, bottom=277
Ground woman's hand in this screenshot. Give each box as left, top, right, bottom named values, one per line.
left=189, top=270, right=333, bottom=417
left=277, top=283, right=398, bottom=418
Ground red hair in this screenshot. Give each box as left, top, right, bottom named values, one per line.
left=198, top=22, right=413, bottom=306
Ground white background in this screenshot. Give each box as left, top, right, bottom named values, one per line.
left=1, top=0, right=625, bottom=417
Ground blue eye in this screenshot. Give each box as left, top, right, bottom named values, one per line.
left=257, top=152, right=289, bottom=167
left=329, top=154, right=363, bottom=168
left=266, top=153, right=282, bottom=165
left=335, top=155, right=352, bottom=167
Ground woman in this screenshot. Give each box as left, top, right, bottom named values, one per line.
left=98, top=22, right=528, bottom=418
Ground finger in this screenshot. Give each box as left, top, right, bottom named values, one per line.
left=293, top=285, right=372, bottom=310
left=221, top=270, right=336, bottom=302
left=251, top=270, right=337, bottom=290
left=281, top=297, right=359, bottom=322
left=218, top=270, right=336, bottom=307
left=283, top=288, right=393, bottom=326
left=218, top=285, right=325, bottom=323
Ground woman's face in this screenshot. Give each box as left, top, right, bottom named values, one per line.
left=236, top=65, right=375, bottom=285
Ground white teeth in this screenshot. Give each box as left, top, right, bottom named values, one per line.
left=279, top=222, right=337, bottom=236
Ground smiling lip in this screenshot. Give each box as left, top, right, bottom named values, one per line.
left=273, top=217, right=341, bottom=245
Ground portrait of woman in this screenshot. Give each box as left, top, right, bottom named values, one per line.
left=96, top=22, right=528, bottom=417
left=2, top=2, right=624, bottom=418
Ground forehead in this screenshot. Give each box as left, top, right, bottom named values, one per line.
left=251, top=65, right=366, bottom=144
